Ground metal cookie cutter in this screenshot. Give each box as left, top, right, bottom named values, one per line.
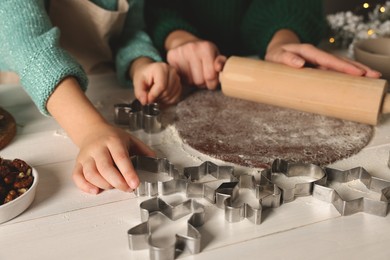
left=313, top=167, right=390, bottom=216
left=183, top=161, right=237, bottom=202
left=260, top=159, right=327, bottom=203
left=114, top=100, right=161, bottom=133
left=127, top=197, right=205, bottom=260
left=132, top=156, right=187, bottom=197
left=214, top=174, right=281, bottom=224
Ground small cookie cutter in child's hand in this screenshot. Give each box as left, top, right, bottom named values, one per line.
left=313, top=167, right=390, bottom=216
left=127, top=197, right=205, bottom=260
left=114, top=99, right=161, bottom=133
left=260, top=159, right=327, bottom=203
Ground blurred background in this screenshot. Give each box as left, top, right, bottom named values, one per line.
left=324, top=0, right=386, bottom=13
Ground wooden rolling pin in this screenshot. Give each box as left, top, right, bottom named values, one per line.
left=219, top=56, right=390, bottom=125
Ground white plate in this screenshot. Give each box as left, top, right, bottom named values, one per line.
left=0, top=168, right=39, bottom=224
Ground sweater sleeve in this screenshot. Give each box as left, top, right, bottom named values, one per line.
left=144, top=0, right=200, bottom=54
left=240, top=0, right=325, bottom=58
left=114, top=0, right=162, bottom=86
left=0, top=0, right=88, bottom=116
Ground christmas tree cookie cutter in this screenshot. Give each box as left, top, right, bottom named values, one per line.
left=313, top=167, right=390, bottom=216
left=127, top=197, right=205, bottom=260
left=214, top=174, right=281, bottom=224
left=260, top=159, right=327, bottom=203
left=114, top=99, right=161, bottom=133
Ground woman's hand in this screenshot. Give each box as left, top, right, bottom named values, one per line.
left=265, top=29, right=381, bottom=78
left=165, top=30, right=226, bottom=89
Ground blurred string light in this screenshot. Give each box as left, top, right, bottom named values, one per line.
left=326, top=1, right=390, bottom=56
left=367, top=29, right=375, bottom=35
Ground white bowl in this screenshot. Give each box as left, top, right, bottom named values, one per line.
left=354, top=38, right=390, bottom=81
left=0, top=168, right=39, bottom=224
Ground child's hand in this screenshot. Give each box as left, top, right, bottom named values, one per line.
left=167, top=40, right=227, bottom=90
left=72, top=122, right=156, bottom=194
left=130, top=57, right=182, bottom=105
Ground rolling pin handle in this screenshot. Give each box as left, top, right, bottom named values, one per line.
left=381, top=93, right=390, bottom=114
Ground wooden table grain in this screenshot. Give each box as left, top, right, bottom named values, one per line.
left=1, top=74, right=390, bottom=260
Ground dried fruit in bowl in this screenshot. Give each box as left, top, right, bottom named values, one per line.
left=0, top=158, right=34, bottom=206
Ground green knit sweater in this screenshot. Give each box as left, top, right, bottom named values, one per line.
left=145, top=0, right=325, bottom=58
left=0, top=0, right=161, bottom=115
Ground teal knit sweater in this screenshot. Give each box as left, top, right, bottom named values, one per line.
left=0, top=0, right=161, bottom=115
left=145, top=0, right=325, bottom=58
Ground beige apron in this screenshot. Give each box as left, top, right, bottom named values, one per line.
left=0, top=0, right=129, bottom=84
left=49, top=0, right=129, bottom=74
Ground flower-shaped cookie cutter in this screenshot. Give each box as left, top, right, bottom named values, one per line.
left=183, top=161, right=237, bottom=202
left=260, top=159, right=327, bottom=203
left=127, top=197, right=205, bottom=260
left=131, top=156, right=187, bottom=197
left=114, top=99, right=161, bottom=133
left=313, top=167, right=390, bottom=216
left=214, top=174, right=281, bottom=224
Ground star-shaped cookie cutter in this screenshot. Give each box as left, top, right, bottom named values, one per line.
left=131, top=156, right=187, bottom=197
left=260, top=159, right=327, bottom=203
left=114, top=99, right=161, bottom=133
left=313, top=167, right=390, bottom=216
left=214, top=174, right=281, bottom=224
left=133, top=156, right=240, bottom=200
left=127, top=197, right=205, bottom=260
left=183, top=161, right=237, bottom=202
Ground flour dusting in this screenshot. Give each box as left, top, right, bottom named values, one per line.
left=174, top=90, right=373, bottom=168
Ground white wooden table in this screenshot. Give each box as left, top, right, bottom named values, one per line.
left=1, top=74, right=390, bottom=260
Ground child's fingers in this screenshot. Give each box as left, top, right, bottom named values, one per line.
left=147, top=67, right=168, bottom=104
left=94, top=148, right=131, bottom=192
left=81, top=159, right=113, bottom=190
left=159, top=69, right=182, bottom=104
left=72, top=163, right=100, bottom=194
left=168, top=71, right=182, bottom=103
left=134, top=85, right=148, bottom=105
left=107, top=140, right=140, bottom=190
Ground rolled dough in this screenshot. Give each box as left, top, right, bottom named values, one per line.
left=174, top=90, right=373, bottom=168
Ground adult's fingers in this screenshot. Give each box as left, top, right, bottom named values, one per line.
left=199, top=47, right=219, bottom=89
left=214, top=55, right=227, bottom=72
left=283, top=44, right=365, bottom=76
left=167, top=49, right=194, bottom=85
